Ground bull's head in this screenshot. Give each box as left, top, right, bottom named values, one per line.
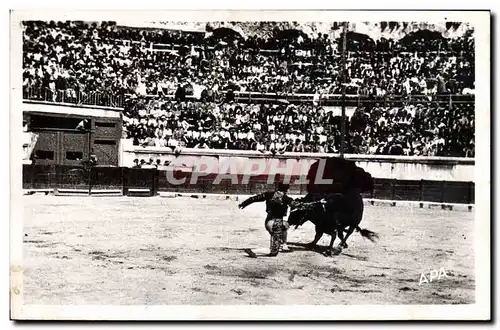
left=288, top=200, right=327, bottom=229
left=288, top=207, right=309, bottom=229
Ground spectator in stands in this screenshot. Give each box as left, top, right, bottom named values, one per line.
left=175, top=83, right=187, bottom=102
left=194, top=138, right=210, bottom=149
left=132, top=158, right=140, bottom=168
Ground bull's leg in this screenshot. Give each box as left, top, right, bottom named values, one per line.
left=340, top=193, right=364, bottom=249
left=340, top=226, right=356, bottom=249
left=307, top=226, right=323, bottom=249
left=335, top=211, right=352, bottom=249
left=337, top=223, right=346, bottom=244
left=324, top=230, right=337, bottom=256
left=331, top=222, right=348, bottom=254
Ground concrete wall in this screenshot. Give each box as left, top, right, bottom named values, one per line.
left=121, top=141, right=474, bottom=183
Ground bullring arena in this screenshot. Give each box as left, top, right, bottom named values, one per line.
left=22, top=194, right=474, bottom=305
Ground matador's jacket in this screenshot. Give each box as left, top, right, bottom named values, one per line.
left=239, top=190, right=295, bottom=221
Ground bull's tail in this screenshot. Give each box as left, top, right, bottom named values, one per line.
left=356, top=227, right=379, bottom=243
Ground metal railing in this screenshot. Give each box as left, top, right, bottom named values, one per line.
left=22, top=86, right=125, bottom=108
left=231, top=91, right=475, bottom=107
left=23, top=85, right=474, bottom=109
left=128, top=90, right=475, bottom=109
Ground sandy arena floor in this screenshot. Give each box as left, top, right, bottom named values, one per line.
left=20, top=195, right=475, bottom=305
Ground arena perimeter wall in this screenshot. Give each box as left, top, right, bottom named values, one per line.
left=22, top=142, right=474, bottom=205
left=121, top=144, right=474, bottom=182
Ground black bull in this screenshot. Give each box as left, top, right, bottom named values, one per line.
left=288, top=157, right=379, bottom=255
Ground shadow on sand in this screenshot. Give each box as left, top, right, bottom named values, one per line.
left=286, top=241, right=334, bottom=256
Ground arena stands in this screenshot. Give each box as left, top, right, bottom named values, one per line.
left=121, top=99, right=474, bottom=157
left=22, top=20, right=475, bottom=157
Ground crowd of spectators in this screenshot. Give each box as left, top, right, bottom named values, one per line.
left=348, top=101, right=474, bottom=157
left=123, top=99, right=474, bottom=157
left=23, top=20, right=475, bottom=100
left=23, top=20, right=475, bottom=157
